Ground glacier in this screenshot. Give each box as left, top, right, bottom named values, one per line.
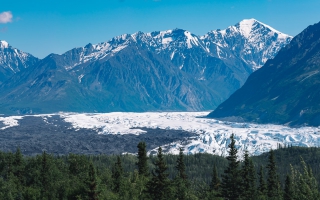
left=1, top=112, right=319, bottom=157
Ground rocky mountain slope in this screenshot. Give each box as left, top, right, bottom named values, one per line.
left=208, top=21, right=320, bottom=126
left=0, top=40, right=39, bottom=84
left=0, top=19, right=292, bottom=114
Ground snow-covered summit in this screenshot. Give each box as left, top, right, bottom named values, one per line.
left=63, top=28, right=204, bottom=69
left=202, top=18, right=293, bottom=70
left=0, top=41, right=39, bottom=82
left=236, top=18, right=291, bottom=40
left=60, top=19, right=292, bottom=73
left=238, top=19, right=258, bottom=37
left=0, top=40, right=9, bottom=48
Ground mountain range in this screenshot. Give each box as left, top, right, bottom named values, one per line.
left=208, top=21, right=320, bottom=126
left=0, top=19, right=292, bottom=114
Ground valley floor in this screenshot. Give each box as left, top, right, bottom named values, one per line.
left=0, top=112, right=320, bottom=156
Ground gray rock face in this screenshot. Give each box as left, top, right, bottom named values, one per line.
left=0, top=40, right=39, bottom=84
left=0, top=19, right=292, bottom=114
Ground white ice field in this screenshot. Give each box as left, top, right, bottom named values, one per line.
left=1, top=112, right=320, bottom=157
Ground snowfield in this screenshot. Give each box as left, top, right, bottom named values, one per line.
left=0, top=115, right=24, bottom=130
left=1, top=112, right=320, bottom=157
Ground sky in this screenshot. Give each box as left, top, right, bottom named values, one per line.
left=1, top=0, right=319, bottom=58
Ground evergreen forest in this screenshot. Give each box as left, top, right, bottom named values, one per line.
left=1, top=134, right=320, bottom=199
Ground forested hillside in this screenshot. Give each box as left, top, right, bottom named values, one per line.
left=0, top=139, right=320, bottom=199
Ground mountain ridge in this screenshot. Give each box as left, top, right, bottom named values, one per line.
left=0, top=19, right=292, bottom=114
left=59, top=19, right=292, bottom=72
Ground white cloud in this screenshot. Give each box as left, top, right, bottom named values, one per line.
left=0, top=11, right=13, bottom=24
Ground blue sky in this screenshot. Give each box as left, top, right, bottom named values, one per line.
left=1, top=0, right=319, bottom=58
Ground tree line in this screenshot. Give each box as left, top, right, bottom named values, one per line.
left=0, top=134, right=320, bottom=199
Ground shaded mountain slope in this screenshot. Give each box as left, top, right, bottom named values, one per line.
left=208, top=21, right=320, bottom=126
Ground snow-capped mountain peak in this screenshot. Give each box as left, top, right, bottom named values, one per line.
left=237, top=18, right=290, bottom=39
left=61, top=19, right=292, bottom=72
left=0, top=19, right=294, bottom=114
left=201, top=19, right=293, bottom=70
left=0, top=40, right=9, bottom=49
left=0, top=41, right=39, bottom=83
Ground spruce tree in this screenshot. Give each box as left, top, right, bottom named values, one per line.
left=13, top=147, right=25, bottom=186
left=241, top=150, right=256, bottom=200
left=4, top=152, right=14, bottom=180
left=209, top=164, right=221, bottom=198
left=111, top=156, right=123, bottom=193
left=303, top=159, right=320, bottom=199
left=176, top=148, right=187, bottom=181
left=137, top=141, right=149, bottom=177
left=67, top=154, right=91, bottom=198
left=174, top=148, right=189, bottom=200
left=87, top=162, right=100, bottom=200
left=294, top=157, right=320, bottom=200
left=221, top=133, right=241, bottom=200
left=1, top=173, right=16, bottom=200
left=135, top=142, right=150, bottom=199
left=266, top=150, right=282, bottom=200
left=146, top=146, right=172, bottom=200
left=284, top=174, right=294, bottom=200
left=258, top=166, right=267, bottom=198
left=210, top=164, right=220, bottom=192
left=40, top=151, right=52, bottom=200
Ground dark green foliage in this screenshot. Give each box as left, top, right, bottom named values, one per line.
left=176, top=148, right=187, bottom=181
left=221, top=133, right=242, bottom=200
left=258, top=166, right=267, bottom=198
left=13, top=148, right=25, bottom=187
left=1, top=145, right=320, bottom=199
left=210, top=164, right=220, bottom=191
left=174, top=148, right=189, bottom=200
left=241, top=150, right=256, bottom=200
left=67, top=154, right=91, bottom=199
left=146, top=147, right=173, bottom=200
left=112, top=156, right=123, bottom=193
left=40, top=151, right=51, bottom=199
left=289, top=158, right=320, bottom=200
left=137, top=141, right=149, bottom=177
left=284, top=174, right=294, bottom=200
left=252, top=146, right=320, bottom=188
left=266, top=150, right=283, bottom=200
left=209, top=164, right=222, bottom=199
left=87, top=162, right=100, bottom=200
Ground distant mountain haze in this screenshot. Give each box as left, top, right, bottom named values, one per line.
left=0, top=19, right=292, bottom=114
left=208, top=21, right=320, bottom=127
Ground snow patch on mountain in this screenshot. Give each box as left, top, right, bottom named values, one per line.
left=184, top=31, right=199, bottom=48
